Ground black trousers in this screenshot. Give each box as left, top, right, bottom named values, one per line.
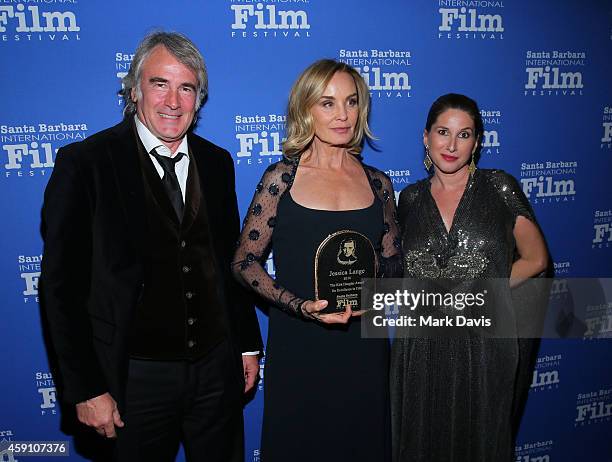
left=114, top=340, right=244, bottom=462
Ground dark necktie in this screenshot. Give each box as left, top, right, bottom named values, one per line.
left=150, top=149, right=185, bottom=220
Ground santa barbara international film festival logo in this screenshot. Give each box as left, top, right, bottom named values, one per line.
left=230, top=0, right=311, bottom=39
left=35, top=371, right=58, bottom=416
left=530, top=353, right=561, bottom=393
left=338, top=48, right=412, bottom=100
left=233, top=112, right=285, bottom=167
left=574, top=386, right=612, bottom=427
left=18, top=253, right=42, bottom=304
left=524, top=50, right=585, bottom=97
left=518, top=159, right=577, bottom=206
left=480, top=108, right=502, bottom=156
left=514, top=439, right=553, bottom=462
left=601, top=105, right=612, bottom=150
left=553, top=260, right=571, bottom=276
left=592, top=209, right=612, bottom=249
left=549, top=277, right=568, bottom=301
left=385, top=168, right=411, bottom=204
left=257, top=354, right=266, bottom=393
left=2, top=121, right=88, bottom=178
left=436, top=0, right=504, bottom=40
left=0, top=429, right=17, bottom=462
left=385, top=169, right=411, bottom=188
left=115, top=51, right=134, bottom=107
left=0, top=0, right=80, bottom=43
left=583, top=301, right=612, bottom=340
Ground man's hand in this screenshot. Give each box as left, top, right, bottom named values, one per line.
left=242, top=355, right=260, bottom=393
left=76, top=392, right=124, bottom=438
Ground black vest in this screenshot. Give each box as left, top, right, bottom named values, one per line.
left=129, top=139, right=228, bottom=360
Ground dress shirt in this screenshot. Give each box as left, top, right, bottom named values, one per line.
left=135, top=116, right=189, bottom=203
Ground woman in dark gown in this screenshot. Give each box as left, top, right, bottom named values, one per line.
left=233, top=60, right=402, bottom=462
left=392, top=94, right=548, bottom=461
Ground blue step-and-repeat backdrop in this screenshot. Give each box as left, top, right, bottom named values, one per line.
left=1, top=1, right=611, bottom=461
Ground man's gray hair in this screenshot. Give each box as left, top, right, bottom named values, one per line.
left=121, top=31, right=208, bottom=116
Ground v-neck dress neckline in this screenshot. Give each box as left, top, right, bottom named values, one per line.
left=425, top=171, right=478, bottom=238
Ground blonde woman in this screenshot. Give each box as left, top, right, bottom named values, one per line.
left=233, top=59, right=401, bottom=461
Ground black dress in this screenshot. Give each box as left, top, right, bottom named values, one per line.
left=391, top=169, right=540, bottom=462
left=233, top=157, right=402, bottom=462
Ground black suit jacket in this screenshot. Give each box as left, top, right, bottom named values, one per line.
left=41, top=117, right=262, bottom=409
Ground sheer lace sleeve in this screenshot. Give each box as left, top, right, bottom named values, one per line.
left=365, top=166, right=403, bottom=278
left=232, top=159, right=309, bottom=318
left=487, top=169, right=536, bottom=224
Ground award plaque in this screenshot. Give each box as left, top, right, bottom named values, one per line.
left=314, top=230, right=376, bottom=314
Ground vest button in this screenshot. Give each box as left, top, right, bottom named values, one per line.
left=188, top=340, right=196, bottom=348
left=185, top=292, right=193, bottom=300
left=180, top=240, right=186, bottom=248
left=187, top=317, right=196, bottom=326
left=182, top=265, right=190, bottom=273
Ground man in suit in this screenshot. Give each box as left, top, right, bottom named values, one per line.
left=41, top=31, right=262, bottom=462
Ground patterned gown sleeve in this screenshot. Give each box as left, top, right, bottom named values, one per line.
left=366, top=167, right=403, bottom=278
left=232, top=159, right=309, bottom=318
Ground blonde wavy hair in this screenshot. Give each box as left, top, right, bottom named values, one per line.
left=283, top=59, right=373, bottom=158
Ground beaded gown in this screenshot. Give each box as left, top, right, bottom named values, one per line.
left=233, top=157, right=402, bottom=462
left=391, top=169, right=540, bottom=462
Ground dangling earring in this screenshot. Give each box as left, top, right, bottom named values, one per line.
left=468, top=154, right=477, bottom=174
left=468, top=141, right=479, bottom=175
left=423, top=145, right=433, bottom=171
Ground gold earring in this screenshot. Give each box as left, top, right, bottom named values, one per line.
left=468, top=155, right=477, bottom=174
left=424, top=145, right=433, bottom=171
